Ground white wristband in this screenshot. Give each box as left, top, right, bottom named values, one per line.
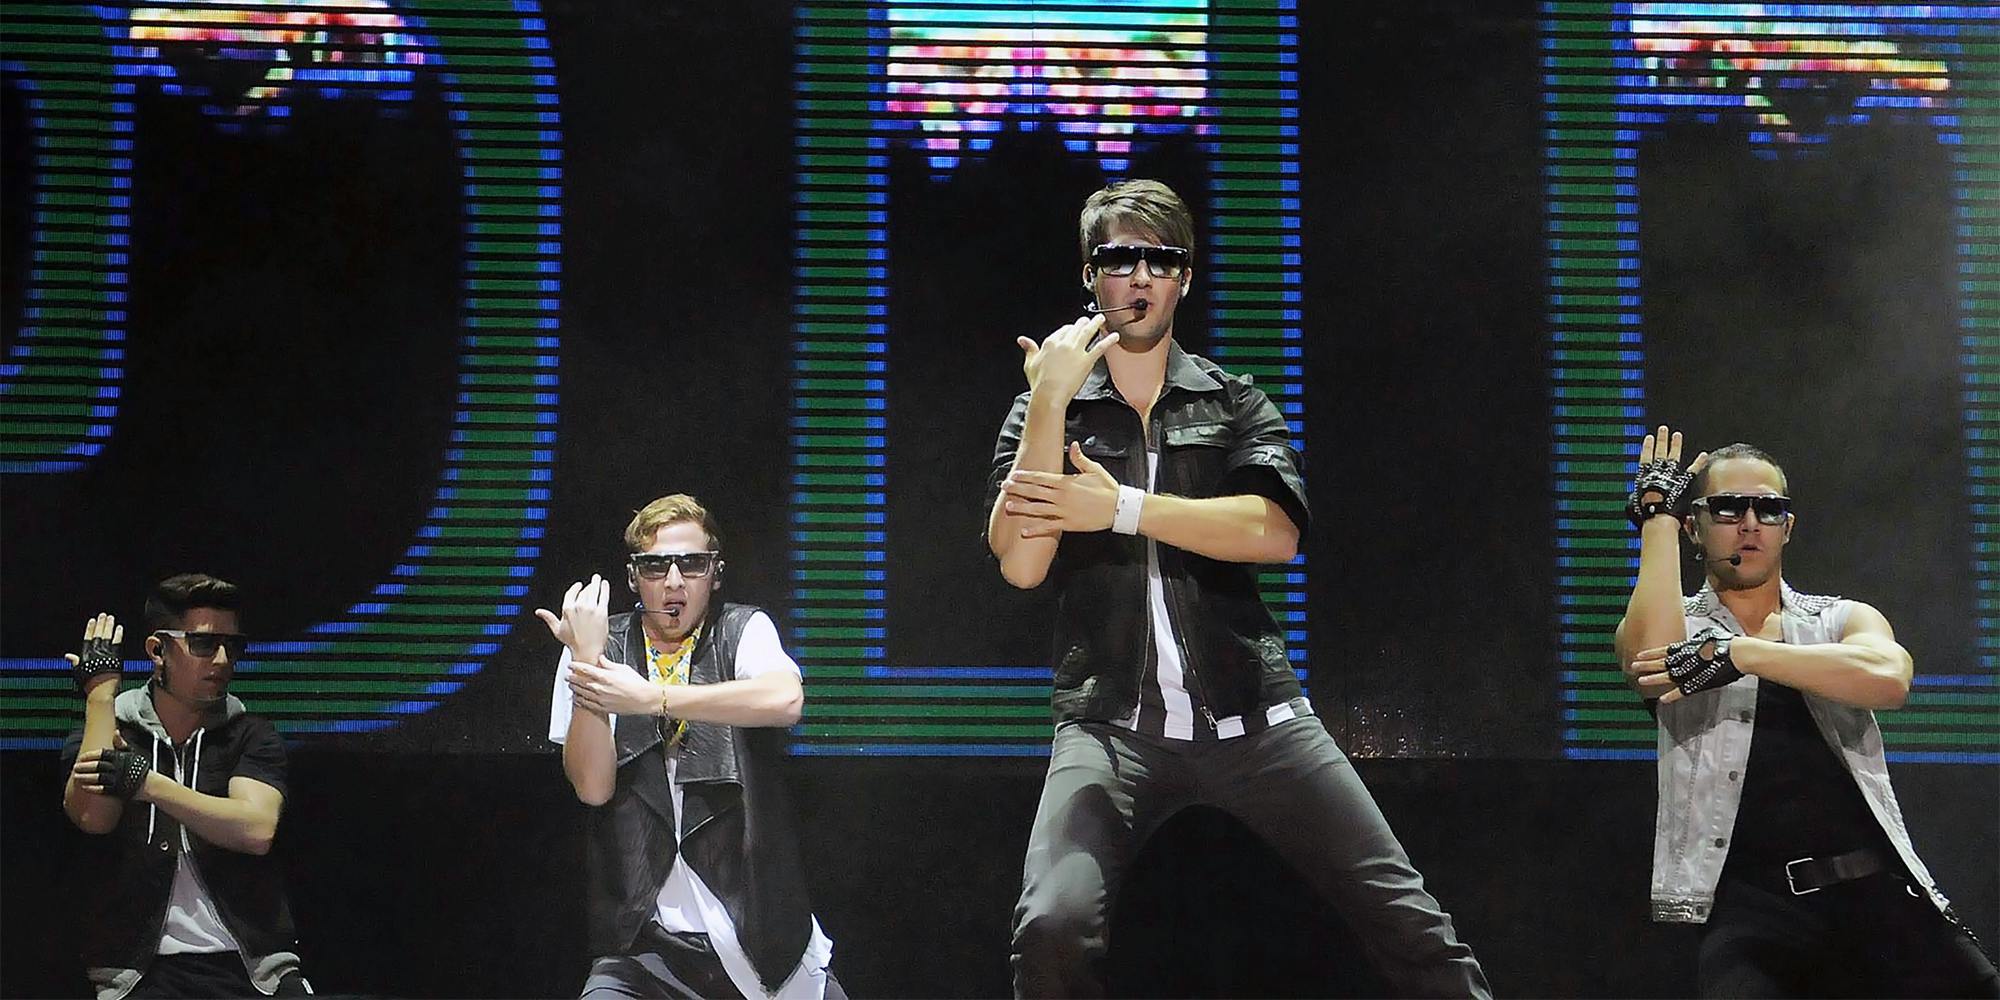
left=1112, top=484, right=1145, bottom=536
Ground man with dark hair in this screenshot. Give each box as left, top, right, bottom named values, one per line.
left=1618, top=426, right=1999, bottom=997
left=986, top=179, right=1489, bottom=997
left=537, top=494, right=840, bottom=999
left=60, top=574, right=311, bottom=999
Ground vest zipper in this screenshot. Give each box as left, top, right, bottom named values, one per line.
left=1145, top=410, right=1216, bottom=731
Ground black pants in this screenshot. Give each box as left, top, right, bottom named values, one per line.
left=1010, top=718, right=1490, bottom=998
left=582, top=923, right=846, bottom=1000
left=1699, top=864, right=2000, bottom=998
left=129, top=953, right=311, bottom=998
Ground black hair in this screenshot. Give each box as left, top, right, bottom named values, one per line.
left=143, top=573, right=242, bottom=633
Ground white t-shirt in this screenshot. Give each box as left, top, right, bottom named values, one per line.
left=1113, top=450, right=1307, bottom=740
left=548, top=611, right=834, bottom=999
left=157, top=852, right=242, bottom=955
left=154, top=728, right=241, bottom=956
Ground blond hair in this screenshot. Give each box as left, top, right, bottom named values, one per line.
left=623, top=494, right=721, bottom=552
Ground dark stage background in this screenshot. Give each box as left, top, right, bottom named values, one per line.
left=3, top=2, right=1996, bottom=996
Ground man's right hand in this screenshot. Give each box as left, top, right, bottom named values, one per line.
left=64, top=612, right=124, bottom=697
left=1016, top=315, right=1119, bottom=405
left=1627, top=425, right=1708, bottom=527
left=534, top=575, right=610, bottom=665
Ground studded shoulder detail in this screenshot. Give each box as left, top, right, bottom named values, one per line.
left=1683, top=589, right=1719, bottom=617
left=1786, top=588, right=1842, bottom=616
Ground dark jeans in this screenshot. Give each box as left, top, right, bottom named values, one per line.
left=128, top=953, right=310, bottom=998
left=1010, top=718, right=1490, bottom=998
left=1699, top=865, right=2000, bottom=998
left=582, top=923, right=846, bottom=1000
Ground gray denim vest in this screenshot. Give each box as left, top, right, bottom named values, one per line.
left=1650, top=581, right=1950, bottom=923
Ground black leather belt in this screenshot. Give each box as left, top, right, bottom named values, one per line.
left=1784, top=847, right=1888, bottom=895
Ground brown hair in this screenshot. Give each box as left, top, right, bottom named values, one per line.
left=624, top=494, right=721, bottom=552
left=1078, top=179, right=1196, bottom=264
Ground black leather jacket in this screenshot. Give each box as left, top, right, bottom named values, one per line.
left=987, top=343, right=1310, bottom=728
left=583, top=603, right=815, bottom=992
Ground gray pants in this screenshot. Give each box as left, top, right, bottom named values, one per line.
left=1010, top=717, right=1491, bottom=998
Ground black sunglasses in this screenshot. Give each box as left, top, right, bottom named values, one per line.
left=1692, top=493, right=1792, bottom=525
left=629, top=551, right=720, bottom=580
left=1089, top=243, right=1190, bottom=279
left=154, top=630, right=249, bottom=659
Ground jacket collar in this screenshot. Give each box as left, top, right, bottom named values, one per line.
left=1075, top=339, right=1223, bottom=402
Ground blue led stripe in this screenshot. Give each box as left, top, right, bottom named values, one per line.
left=0, top=2, right=562, bottom=742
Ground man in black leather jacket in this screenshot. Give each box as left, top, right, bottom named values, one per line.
left=539, top=494, right=840, bottom=999
left=988, top=180, right=1489, bottom=998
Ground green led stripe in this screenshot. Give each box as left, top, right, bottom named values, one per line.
left=1, top=3, right=562, bottom=744
left=1959, top=19, right=2000, bottom=762
left=0, top=9, right=122, bottom=473
left=1549, top=5, right=2000, bottom=760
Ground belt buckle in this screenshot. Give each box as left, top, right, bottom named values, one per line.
left=1785, top=857, right=1822, bottom=896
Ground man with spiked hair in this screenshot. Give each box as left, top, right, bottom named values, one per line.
left=1617, top=425, right=1998, bottom=996
left=60, top=573, right=311, bottom=998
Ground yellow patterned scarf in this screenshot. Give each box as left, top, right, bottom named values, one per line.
left=643, top=625, right=701, bottom=747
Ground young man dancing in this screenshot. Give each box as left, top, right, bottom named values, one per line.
left=987, top=179, right=1488, bottom=998
left=1617, top=427, right=1998, bottom=997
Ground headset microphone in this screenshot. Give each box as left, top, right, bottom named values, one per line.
left=1085, top=300, right=1147, bottom=316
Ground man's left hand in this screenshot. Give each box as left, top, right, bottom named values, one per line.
left=1002, top=442, right=1123, bottom=538
left=568, top=657, right=662, bottom=717
left=1630, top=628, right=1742, bottom=703
left=71, top=736, right=153, bottom=800
left=1626, top=649, right=1680, bottom=702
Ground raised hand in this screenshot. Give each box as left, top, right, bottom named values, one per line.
left=64, top=613, right=124, bottom=696
left=534, top=575, right=611, bottom=665
left=1626, top=425, right=1709, bottom=528
left=1002, top=441, right=1124, bottom=538
left=1017, top=314, right=1120, bottom=405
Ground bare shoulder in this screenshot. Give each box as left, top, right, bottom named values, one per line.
left=1838, top=600, right=1896, bottom=639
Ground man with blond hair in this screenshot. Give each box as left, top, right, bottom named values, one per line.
left=538, top=494, right=841, bottom=999
left=987, top=180, right=1488, bottom=997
